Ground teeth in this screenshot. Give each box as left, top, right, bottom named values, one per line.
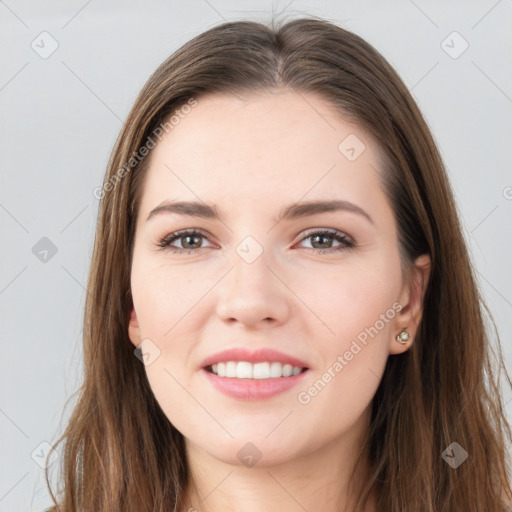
left=236, top=361, right=252, bottom=378
left=226, top=361, right=237, bottom=377
left=209, top=361, right=304, bottom=379
left=253, top=362, right=270, bottom=379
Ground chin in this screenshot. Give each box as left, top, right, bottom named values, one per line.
left=185, top=427, right=313, bottom=469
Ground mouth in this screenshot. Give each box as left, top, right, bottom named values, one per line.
left=199, top=347, right=311, bottom=400
left=204, top=361, right=308, bottom=379
left=201, top=362, right=310, bottom=401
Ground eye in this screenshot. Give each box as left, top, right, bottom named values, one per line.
left=156, top=228, right=355, bottom=255
left=295, top=229, right=355, bottom=254
left=157, top=229, right=212, bottom=254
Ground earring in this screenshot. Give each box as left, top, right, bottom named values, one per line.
left=396, top=329, right=410, bottom=344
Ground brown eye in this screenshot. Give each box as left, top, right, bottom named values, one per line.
left=156, top=228, right=355, bottom=255
left=157, top=229, right=211, bottom=253
left=297, top=229, right=354, bottom=253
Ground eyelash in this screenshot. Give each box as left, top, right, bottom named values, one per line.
left=156, top=228, right=355, bottom=255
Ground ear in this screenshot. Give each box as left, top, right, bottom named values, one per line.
left=389, top=254, right=431, bottom=355
left=128, top=305, right=142, bottom=347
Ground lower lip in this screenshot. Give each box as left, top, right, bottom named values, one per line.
left=201, top=367, right=310, bottom=400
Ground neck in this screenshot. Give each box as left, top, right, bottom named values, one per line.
left=180, top=409, right=378, bottom=512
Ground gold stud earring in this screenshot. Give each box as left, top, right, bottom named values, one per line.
left=396, top=329, right=410, bottom=344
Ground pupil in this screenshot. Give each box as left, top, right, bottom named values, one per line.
left=183, top=235, right=200, bottom=249
left=312, top=234, right=331, bottom=249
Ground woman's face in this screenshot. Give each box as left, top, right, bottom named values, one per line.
left=128, top=90, right=428, bottom=467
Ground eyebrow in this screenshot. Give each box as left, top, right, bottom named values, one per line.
left=146, top=199, right=374, bottom=225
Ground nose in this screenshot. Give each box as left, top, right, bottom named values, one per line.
left=215, top=248, right=291, bottom=329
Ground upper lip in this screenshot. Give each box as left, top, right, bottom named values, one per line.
left=200, top=347, right=310, bottom=369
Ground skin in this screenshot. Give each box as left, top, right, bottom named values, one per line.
left=128, top=89, right=431, bottom=512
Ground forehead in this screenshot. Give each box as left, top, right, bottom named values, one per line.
left=138, top=90, right=387, bottom=220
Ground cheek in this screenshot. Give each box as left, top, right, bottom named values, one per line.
left=130, top=256, right=210, bottom=339
left=130, top=257, right=212, bottom=399
left=291, top=254, right=401, bottom=345
left=130, top=261, right=206, bottom=432
left=294, top=304, right=393, bottom=447
left=293, top=259, right=399, bottom=408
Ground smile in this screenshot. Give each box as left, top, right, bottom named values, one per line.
left=202, top=365, right=310, bottom=400
left=208, top=361, right=306, bottom=379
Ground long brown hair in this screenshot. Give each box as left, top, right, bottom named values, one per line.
left=45, top=15, right=512, bottom=512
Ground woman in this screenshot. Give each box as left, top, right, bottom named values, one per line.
left=45, top=15, right=512, bottom=512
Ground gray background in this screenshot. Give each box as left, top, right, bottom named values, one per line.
left=1, top=1, right=511, bottom=510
